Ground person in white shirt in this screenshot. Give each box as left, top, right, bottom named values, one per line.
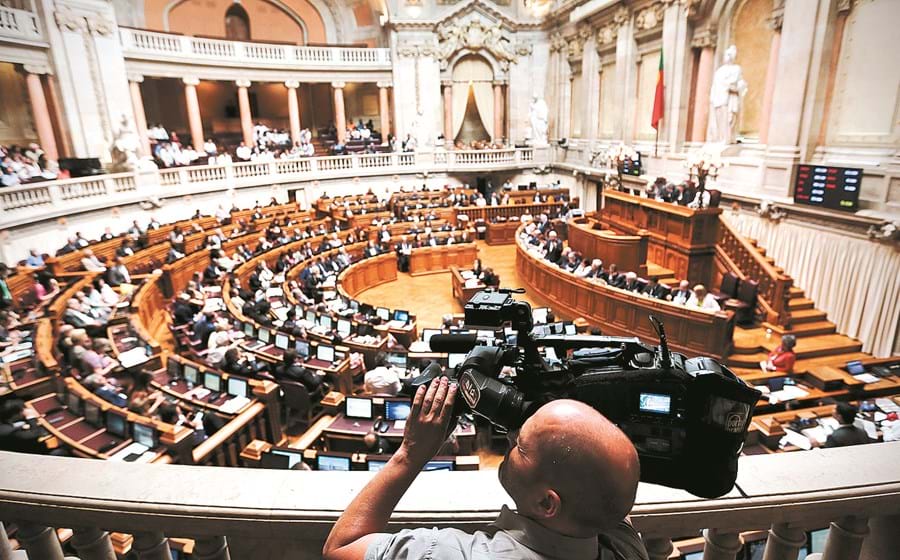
left=670, top=280, right=692, bottom=306
left=688, top=188, right=711, bottom=209
left=80, top=250, right=107, bottom=272
left=235, top=142, right=252, bottom=161
left=363, top=353, right=403, bottom=396
left=203, top=139, right=217, bottom=156
left=685, top=284, right=721, bottom=312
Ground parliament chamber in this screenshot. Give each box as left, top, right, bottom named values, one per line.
left=0, top=0, right=899, bottom=559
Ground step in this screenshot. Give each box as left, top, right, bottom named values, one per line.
left=793, top=334, right=863, bottom=360
left=789, top=308, right=827, bottom=324
left=763, top=320, right=837, bottom=338
left=788, top=297, right=815, bottom=310
left=789, top=286, right=805, bottom=299
left=727, top=352, right=769, bottom=368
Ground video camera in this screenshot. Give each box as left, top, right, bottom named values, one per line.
left=406, top=289, right=761, bottom=498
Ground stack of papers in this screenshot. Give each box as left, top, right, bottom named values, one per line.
left=118, top=347, right=150, bottom=369
left=460, top=270, right=475, bottom=280
left=875, top=398, right=900, bottom=414
left=769, top=385, right=809, bottom=403
left=220, top=396, right=251, bottom=414
left=853, top=373, right=881, bottom=384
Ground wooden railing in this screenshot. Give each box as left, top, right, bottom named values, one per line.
left=0, top=443, right=898, bottom=559
left=717, top=217, right=793, bottom=327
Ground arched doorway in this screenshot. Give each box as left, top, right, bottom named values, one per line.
left=225, top=3, right=251, bottom=41
left=451, top=55, right=494, bottom=145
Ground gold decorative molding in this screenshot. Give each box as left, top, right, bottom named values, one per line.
left=635, top=3, right=665, bottom=31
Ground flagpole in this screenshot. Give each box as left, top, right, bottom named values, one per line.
left=654, top=127, right=659, bottom=158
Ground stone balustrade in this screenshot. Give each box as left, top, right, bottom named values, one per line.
left=0, top=148, right=545, bottom=229
left=0, top=443, right=898, bottom=559
left=0, top=1, right=42, bottom=44
left=119, top=27, right=392, bottom=70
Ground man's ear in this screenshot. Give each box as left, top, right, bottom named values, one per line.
left=537, top=489, right=561, bottom=519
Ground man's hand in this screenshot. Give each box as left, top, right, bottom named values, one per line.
left=398, top=376, right=457, bottom=467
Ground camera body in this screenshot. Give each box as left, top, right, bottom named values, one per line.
left=423, top=290, right=760, bottom=498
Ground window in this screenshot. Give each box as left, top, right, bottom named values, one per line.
left=225, top=3, right=250, bottom=41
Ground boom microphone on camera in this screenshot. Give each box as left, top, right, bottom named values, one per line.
left=428, top=334, right=479, bottom=354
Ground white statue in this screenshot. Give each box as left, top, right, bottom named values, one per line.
left=110, top=114, right=140, bottom=171
left=707, top=45, right=747, bottom=145
left=528, top=94, right=549, bottom=146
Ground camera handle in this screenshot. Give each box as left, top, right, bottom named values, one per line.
left=648, top=315, right=671, bottom=371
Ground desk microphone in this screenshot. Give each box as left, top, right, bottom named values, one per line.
left=429, top=334, right=478, bottom=354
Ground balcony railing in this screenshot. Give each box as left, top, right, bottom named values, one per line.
left=0, top=2, right=42, bottom=43
left=119, top=27, right=391, bottom=70
left=1, top=443, right=898, bottom=559
left=0, top=148, right=544, bottom=229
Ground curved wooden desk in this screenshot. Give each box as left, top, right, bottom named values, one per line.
left=408, top=243, right=478, bottom=276
left=516, top=230, right=735, bottom=359
left=567, top=216, right=649, bottom=277
left=337, top=253, right=397, bottom=297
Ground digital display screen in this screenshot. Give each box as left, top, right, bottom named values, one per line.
left=387, top=353, right=407, bottom=369
left=422, top=329, right=441, bottom=343
left=295, top=340, right=310, bottom=357
left=532, top=308, right=549, bottom=324
left=448, top=353, right=466, bottom=369
left=423, top=460, right=454, bottom=471
left=227, top=377, right=248, bottom=398
left=345, top=397, right=373, bottom=419
left=133, top=423, right=156, bottom=448
left=271, top=449, right=303, bottom=469
left=793, top=164, right=862, bottom=212
left=385, top=401, right=411, bottom=421
left=275, top=333, right=289, bottom=350
left=316, top=344, right=335, bottom=363
left=376, top=307, right=390, bottom=321
left=305, top=310, right=316, bottom=322
left=337, top=319, right=351, bottom=337
left=243, top=323, right=254, bottom=337
left=167, top=359, right=181, bottom=378
left=106, top=411, right=127, bottom=437
left=203, top=372, right=222, bottom=392
left=258, top=328, right=271, bottom=344
left=367, top=460, right=388, bottom=472
left=619, top=152, right=642, bottom=177
left=317, top=454, right=351, bottom=471
left=846, top=360, right=865, bottom=375
left=639, top=393, right=671, bottom=415
left=184, top=364, right=199, bottom=384
left=392, top=310, right=409, bottom=323
left=261, top=451, right=290, bottom=469
left=564, top=323, right=577, bottom=335
left=319, top=315, right=333, bottom=330
left=83, top=401, right=101, bottom=426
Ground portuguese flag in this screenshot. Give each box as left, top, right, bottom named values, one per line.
left=651, top=49, right=664, bottom=130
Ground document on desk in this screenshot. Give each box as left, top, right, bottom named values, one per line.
left=802, top=425, right=829, bottom=446
left=266, top=287, right=284, bottom=298
left=220, top=396, right=251, bottom=414
left=118, top=347, right=150, bottom=369
left=780, top=428, right=813, bottom=451
left=769, top=385, right=809, bottom=403
left=853, top=373, right=881, bottom=384
left=820, top=417, right=840, bottom=431
left=460, top=270, right=475, bottom=280
left=393, top=420, right=406, bottom=431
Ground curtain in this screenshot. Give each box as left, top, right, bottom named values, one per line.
left=452, top=56, right=494, bottom=140
left=726, top=212, right=900, bottom=357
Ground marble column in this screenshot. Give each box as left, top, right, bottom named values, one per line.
left=762, top=523, right=806, bottom=560
left=236, top=79, right=254, bottom=148
left=758, top=28, right=782, bottom=144
left=821, top=516, right=869, bottom=560
left=332, top=81, right=346, bottom=144
left=128, top=74, right=152, bottom=157
left=285, top=80, right=301, bottom=144
left=493, top=81, right=505, bottom=143
left=71, top=527, right=116, bottom=560
left=442, top=80, right=453, bottom=145
left=182, top=77, right=205, bottom=151
left=16, top=523, right=64, bottom=560
left=23, top=65, right=59, bottom=162
left=378, top=81, right=391, bottom=145
left=690, top=43, right=716, bottom=142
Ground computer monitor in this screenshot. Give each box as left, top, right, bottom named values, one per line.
left=83, top=401, right=101, bottom=426
left=367, top=459, right=388, bottom=472
left=387, top=353, right=408, bottom=369
left=768, top=377, right=788, bottom=392
left=258, top=327, right=271, bottom=344
left=846, top=360, right=865, bottom=375
left=105, top=410, right=127, bottom=438
left=204, top=371, right=222, bottom=392
left=133, top=423, right=157, bottom=449
left=295, top=339, right=310, bottom=358
left=638, top=392, right=672, bottom=415
left=423, top=460, right=454, bottom=471
left=532, top=307, right=549, bottom=324
left=476, top=330, right=495, bottom=341
left=549, top=322, right=565, bottom=335
left=227, top=377, right=249, bottom=398
left=65, top=391, right=82, bottom=415
left=184, top=364, right=199, bottom=385
left=316, top=453, right=351, bottom=471
left=392, top=309, right=410, bottom=324
left=270, top=449, right=304, bottom=469
left=336, top=319, right=352, bottom=337
left=359, top=303, right=374, bottom=316
left=345, top=396, right=373, bottom=419
left=385, top=400, right=411, bottom=421
left=316, top=344, right=335, bottom=363
left=349, top=300, right=360, bottom=311
left=375, top=307, right=390, bottom=321
left=422, top=329, right=441, bottom=344
left=260, top=450, right=291, bottom=470
left=166, top=358, right=181, bottom=379
left=305, top=310, right=316, bottom=323
left=243, top=322, right=255, bottom=337
left=564, top=322, right=576, bottom=335
left=319, top=315, right=333, bottom=330
left=274, top=333, right=290, bottom=351
left=448, top=353, right=466, bottom=369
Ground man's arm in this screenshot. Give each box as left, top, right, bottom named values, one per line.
left=322, top=377, right=457, bottom=560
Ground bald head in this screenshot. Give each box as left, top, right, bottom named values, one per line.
left=499, top=400, right=640, bottom=535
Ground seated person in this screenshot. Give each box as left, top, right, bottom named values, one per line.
left=481, top=267, right=500, bottom=288
left=274, top=349, right=324, bottom=396
left=218, top=347, right=261, bottom=378
left=80, top=338, right=118, bottom=377
left=363, top=352, right=402, bottom=396
left=824, top=402, right=870, bottom=448
left=363, top=429, right=395, bottom=455
left=603, top=264, right=625, bottom=288
left=759, top=334, right=797, bottom=374
left=80, top=249, right=107, bottom=273
left=642, top=277, right=666, bottom=299
left=0, top=399, right=47, bottom=455
left=128, top=371, right=165, bottom=415
left=669, top=280, right=692, bottom=305
left=685, top=284, right=721, bottom=312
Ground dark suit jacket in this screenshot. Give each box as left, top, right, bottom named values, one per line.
left=824, top=425, right=870, bottom=448
left=644, top=284, right=667, bottom=299
left=275, top=363, right=323, bottom=394
left=544, top=241, right=562, bottom=263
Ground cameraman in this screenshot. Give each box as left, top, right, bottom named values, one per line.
left=323, top=377, right=648, bottom=560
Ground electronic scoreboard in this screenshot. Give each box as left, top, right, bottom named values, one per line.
left=793, top=164, right=862, bottom=212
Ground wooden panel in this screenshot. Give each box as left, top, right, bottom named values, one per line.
left=408, top=243, right=478, bottom=276
left=568, top=217, right=649, bottom=277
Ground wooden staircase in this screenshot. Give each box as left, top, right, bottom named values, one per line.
left=726, top=237, right=863, bottom=370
